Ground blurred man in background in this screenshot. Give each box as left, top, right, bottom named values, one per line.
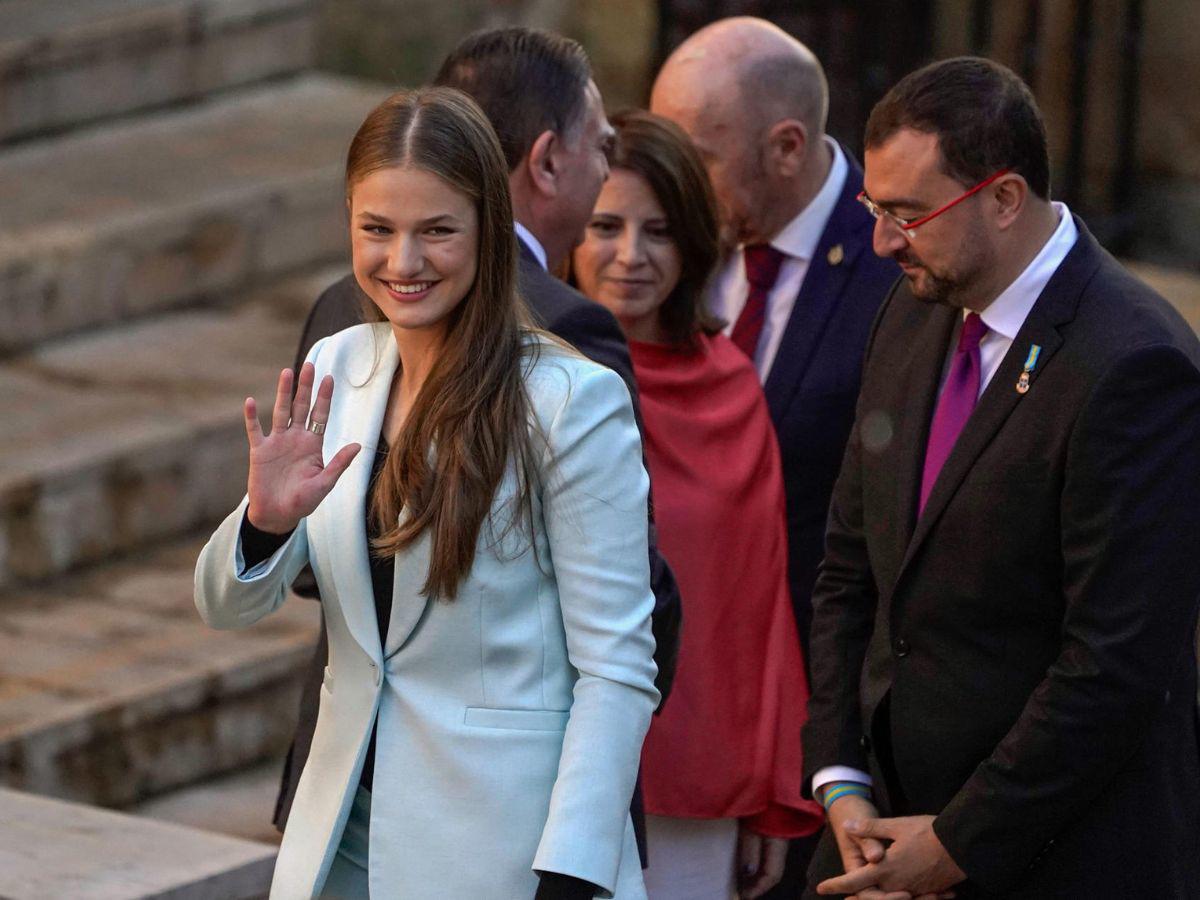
left=651, top=18, right=898, bottom=896
left=651, top=17, right=897, bottom=661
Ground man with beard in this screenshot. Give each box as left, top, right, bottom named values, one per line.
left=803, top=56, right=1200, bottom=899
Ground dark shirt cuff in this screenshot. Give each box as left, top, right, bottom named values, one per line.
left=239, top=514, right=294, bottom=573
left=534, top=871, right=598, bottom=900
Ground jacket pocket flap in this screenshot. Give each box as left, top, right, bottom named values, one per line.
left=464, top=707, right=569, bottom=732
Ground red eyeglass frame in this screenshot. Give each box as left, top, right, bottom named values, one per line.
left=858, top=168, right=1012, bottom=233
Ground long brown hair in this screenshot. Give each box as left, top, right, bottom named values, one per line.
left=346, top=87, right=537, bottom=600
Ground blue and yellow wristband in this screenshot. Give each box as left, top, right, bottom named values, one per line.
left=820, top=782, right=872, bottom=811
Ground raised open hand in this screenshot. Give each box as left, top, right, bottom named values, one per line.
left=244, top=362, right=361, bottom=534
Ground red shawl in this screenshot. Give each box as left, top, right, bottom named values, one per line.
left=632, top=332, right=824, bottom=837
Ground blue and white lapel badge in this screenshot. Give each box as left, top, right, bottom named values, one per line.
left=1016, top=344, right=1041, bottom=394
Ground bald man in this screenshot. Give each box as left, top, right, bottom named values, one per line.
left=652, top=18, right=896, bottom=677
left=650, top=16, right=898, bottom=898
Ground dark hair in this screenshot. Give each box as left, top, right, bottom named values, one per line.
left=602, top=109, right=723, bottom=346
left=433, top=27, right=591, bottom=172
left=345, top=86, right=537, bottom=601
left=865, top=56, right=1051, bottom=200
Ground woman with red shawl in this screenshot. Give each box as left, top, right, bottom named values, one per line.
left=572, top=111, right=823, bottom=900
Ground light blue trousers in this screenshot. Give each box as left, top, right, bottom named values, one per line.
left=318, top=786, right=371, bottom=899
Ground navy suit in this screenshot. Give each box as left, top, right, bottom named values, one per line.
left=764, top=155, right=899, bottom=658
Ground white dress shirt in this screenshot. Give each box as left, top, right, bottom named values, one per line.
left=514, top=221, right=548, bottom=271
left=707, top=137, right=848, bottom=381
left=812, top=202, right=1079, bottom=799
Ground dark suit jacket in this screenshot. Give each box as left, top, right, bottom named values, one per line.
left=274, top=244, right=683, bottom=858
left=802, top=220, right=1200, bottom=897
left=764, top=153, right=899, bottom=655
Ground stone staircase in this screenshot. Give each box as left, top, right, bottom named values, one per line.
left=0, top=0, right=384, bottom=893
left=0, top=0, right=316, bottom=143
left=1, top=786, right=276, bottom=899
left=2, top=2, right=1199, bottom=895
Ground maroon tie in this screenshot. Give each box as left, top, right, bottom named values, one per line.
left=919, top=312, right=989, bottom=516
left=731, top=244, right=786, bottom=359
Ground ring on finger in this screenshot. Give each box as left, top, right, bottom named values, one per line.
left=307, top=420, right=326, bottom=436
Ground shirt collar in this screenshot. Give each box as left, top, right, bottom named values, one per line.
left=514, top=221, right=548, bottom=271
left=975, top=202, right=1078, bottom=338
left=759, top=137, right=848, bottom=261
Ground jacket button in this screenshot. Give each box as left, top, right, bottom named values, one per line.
left=859, top=734, right=872, bottom=753
left=893, top=637, right=910, bottom=657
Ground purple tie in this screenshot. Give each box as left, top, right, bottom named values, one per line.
left=731, top=244, right=786, bottom=359
left=919, top=312, right=989, bottom=516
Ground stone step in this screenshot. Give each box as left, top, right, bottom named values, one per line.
left=0, top=535, right=319, bottom=809
left=0, top=263, right=350, bottom=589
left=132, top=757, right=285, bottom=846
left=0, top=0, right=316, bottom=144
left=0, top=73, right=382, bottom=354
left=0, top=786, right=275, bottom=899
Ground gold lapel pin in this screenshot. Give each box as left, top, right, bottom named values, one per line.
left=827, top=243, right=844, bottom=266
left=1016, top=344, right=1042, bottom=394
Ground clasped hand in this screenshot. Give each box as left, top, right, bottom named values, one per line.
left=820, top=794, right=963, bottom=900
left=244, top=363, right=361, bottom=533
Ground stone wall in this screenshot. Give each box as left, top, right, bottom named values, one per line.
left=314, top=0, right=656, bottom=109
left=315, top=0, right=1198, bottom=270
left=934, top=0, right=1200, bottom=269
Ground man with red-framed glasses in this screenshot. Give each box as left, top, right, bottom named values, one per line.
left=802, top=56, right=1200, bottom=899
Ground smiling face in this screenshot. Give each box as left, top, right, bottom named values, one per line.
left=572, top=168, right=682, bottom=343
left=863, top=128, right=995, bottom=307
left=349, top=165, right=479, bottom=341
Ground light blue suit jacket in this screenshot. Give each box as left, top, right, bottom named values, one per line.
left=195, top=324, right=658, bottom=898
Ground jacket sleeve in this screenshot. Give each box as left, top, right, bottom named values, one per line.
left=800, top=284, right=898, bottom=793
left=194, top=497, right=310, bottom=629
left=799, top=386, right=879, bottom=790
left=933, top=344, right=1200, bottom=891
left=531, top=363, right=660, bottom=897
left=553, top=298, right=683, bottom=703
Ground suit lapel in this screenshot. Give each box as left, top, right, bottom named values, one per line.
left=384, top=524, right=433, bottom=658
left=897, top=219, right=1101, bottom=575
left=764, top=152, right=874, bottom=422
left=320, top=324, right=397, bottom=664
